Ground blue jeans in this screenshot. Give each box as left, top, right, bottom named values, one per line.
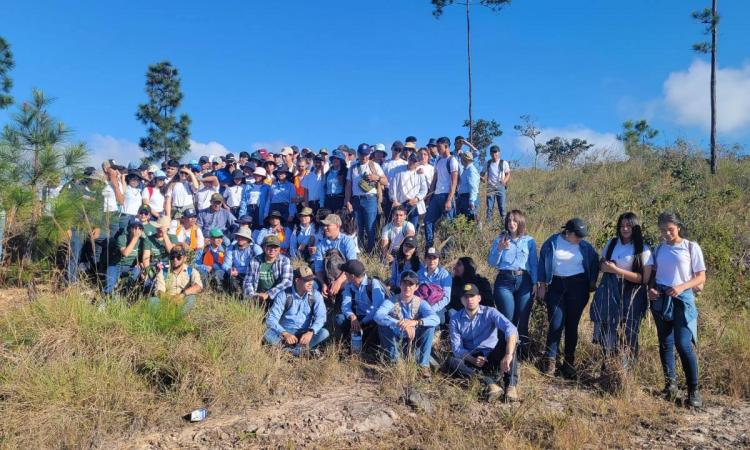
left=263, top=327, right=330, bottom=355
left=652, top=291, right=699, bottom=388
left=596, top=283, right=648, bottom=362
left=424, top=193, right=454, bottom=248
left=456, top=193, right=476, bottom=221
left=493, top=271, right=533, bottom=356
left=485, top=185, right=506, bottom=222
left=353, top=195, right=378, bottom=253
left=544, top=274, right=590, bottom=360
left=104, top=264, right=142, bottom=295
left=65, top=229, right=85, bottom=284
left=378, top=325, right=435, bottom=367
left=443, top=333, right=519, bottom=387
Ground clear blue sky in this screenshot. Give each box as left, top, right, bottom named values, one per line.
left=3, top=0, right=749, bottom=164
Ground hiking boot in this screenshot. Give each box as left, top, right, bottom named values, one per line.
left=561, top=360, right=577, bottom=380
left=504, top=385, right=520, bottom=403
left=420, top=366, right=432, bottom=380
left=687, top=389, right=703, bottom=408
left=662, top=380, right=679, bottom=401
left=486, top=383, right=503, bottom=401
left=541, top=357, right=556, bottom=376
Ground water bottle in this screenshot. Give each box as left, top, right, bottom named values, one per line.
left=351, top=331, right=363, bottom=354
left=189, top=407, right=208, bottom=422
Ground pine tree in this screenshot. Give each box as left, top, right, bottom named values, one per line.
left=692, top=1, right=719, bottom=175
left=0, top=36, right=14, bottom=109
left=135, top=61, right=191, bottom=163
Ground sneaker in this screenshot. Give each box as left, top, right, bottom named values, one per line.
left=541, top=357, right=556, bottom=376
left=487, top=383, right=503, bottom=401
left=687, top=389, right=703, bottom=408
left=504, top=385, right=520, bottom=402
left=662, top=380, right=679, bottom=401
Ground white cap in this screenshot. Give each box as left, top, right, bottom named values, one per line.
left=280, top=146, right=294, bottom=156
left=253, top=167, right=267, bottom=177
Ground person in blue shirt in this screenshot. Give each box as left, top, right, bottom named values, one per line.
left=255, top=210, right=293, bottom=255
left=221, top=226, right=263, bottom=295
left=264, top=265, right=329, bottom=356
left=456, top=151, right=480, bottom=221
left=487, top=210, right=538, bottom=360
left=270, top=166, right=296, bottom=222
left=445, top=283, right=519, bottom=401
left=417, top=247, right=452, bottom=324
left=374, top=270, right=440, bottom=378
left=537, top=218, right=600, bottom=379
left=289, top=207, right=319, bottom=263
left=312, top=214, right=359, bottom=299
left=239, top=167, right=272, bottom=229
left=324, top=151, right=347, bottom=212
left=335, top=259, right=387, bottom=353
left=197, top=192, right=236, bottom=239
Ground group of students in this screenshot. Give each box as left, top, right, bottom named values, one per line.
left=62, top=137, right=707, bottom=407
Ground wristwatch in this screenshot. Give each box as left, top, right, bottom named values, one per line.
left=417, top=319, right=424, bottom=327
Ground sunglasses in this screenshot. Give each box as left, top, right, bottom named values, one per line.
left=169, top=252, right=185, bottom=259
left=138, top=211, right=150, bottom=215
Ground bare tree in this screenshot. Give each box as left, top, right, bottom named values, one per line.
left=513, top=114, right=542, bottom=168
left=692, top=1, right=719, bottom=175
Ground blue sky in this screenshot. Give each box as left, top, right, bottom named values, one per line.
left=3, top=0, right=749, bottom=165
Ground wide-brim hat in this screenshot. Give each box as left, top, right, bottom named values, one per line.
left=274, top=165, right=293, bottom=177
left=149, top=215, right=171, bottom=229
left=233, top=226, right=254, bottom=241
left=264, top=210, right=286, bottom=226
left=297, top=207, right=314, bottom=217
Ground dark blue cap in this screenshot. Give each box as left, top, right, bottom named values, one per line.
left=128, top=217, right=144, bottom=228
left=357, top=143, right=371, bottom=156
left=182, top=209, right=197, bottom=218
left=563, top=218, right=589, bottom=238
left=391, top=140, right=404, bottom=151
left=436, top=137, right=451, bottom=146
left=427, top=138, right=437, bottom=147
left=238, top=215, right=253, bottom=224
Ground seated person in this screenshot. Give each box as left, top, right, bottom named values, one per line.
left=445, top=283, right=519, bottom=401
left=152, top=243, right=203, bottom=313
left=389, top=236, right=422, bottom=291
left=195, top=228, right=227, bottom=288
left=417, top=247, right=452, bottom=323
left=145, top=215, right=177, bottom=266
left=289, top=207, right=319, bottom=263
left=374, top=270, right=439, bottom=378
left=255, top=210, right=292, bottom=254
left=174, top=209, right=205, bottom=251
left=197, top=192, right=236, bottom=239
left=264, top=265, right=329, bottom=356
left=243, top=235, right=293, bottom=305
left=335, top=260, right=386, bottom=353
left=104, top=218, right=152, bottom=295
left=221, top=226, right=262, bottom=294
left=379, top=205, right=416, bottom=261
left=312, top=213, right=359, bottom=299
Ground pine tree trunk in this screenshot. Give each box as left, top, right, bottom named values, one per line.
left=466, top=1, right=473, bottom=143
left=709, top=0, right=718, bottom=175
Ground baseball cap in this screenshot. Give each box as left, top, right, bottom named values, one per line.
left=391, top=140, right=404, bottom=151
left=320, top=214, right=342, bottom=226
left=209, top=228, right=224, bottom=238
left=400, top=270, right=419, bottom=285
left=137, top=205, right=151, bottom=215
left=425, top=247, right=439, bottom=258
left=490, top=145, right=500, bottom=153
left=232, top=169, right=245, bottom=179
left=319, top=148, right=329, bottom=155
left=402, top=236, right=417, bottom=248
left=262, top=235, right=281, bottom=247
left=154, top=170, right=167, bottom=179
left=341, top=260, right=366, bottom=277
left=280, top=146, right=294, bottom=156
left=461, top=283, right=480, bottom=297
left=427, top=138, right=437, bottom=148
left=167, top=159, right=181, bottom=168
left=357, top=143, right=371, bottom=156
left=405, top=136, right=417, bottom=143
left=182, top=209, right=197, bottom=218
left=294, top=265, right=315, bottom=281
left=127, top=162, right=139, bottom=170
left=199, top=155, right=210, bottom=164
left=237, top=215, right=254, bottom=225
left=210, top=193, right=223, bottom=203
left=128, top=217, right=144, bottom=229
left=563, top=218, right=589, bottom=238
left=297, top=207, right=313, bottom=217
left=436, top=137, right=451, bottom=146
left=225, top=153, right=236, bottom=163
left=239, top=151, right=250, bottom=159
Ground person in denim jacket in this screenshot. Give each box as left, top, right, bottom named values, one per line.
left=537, top=218, right=599, bottom=379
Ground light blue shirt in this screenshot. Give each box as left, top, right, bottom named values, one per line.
left=312, top=233, right=358, bottom=273
left=458, top=163, right=480, bottom=203
left=325, top=168, right=345, bottom=196
left=239, top=182, right=271, bottom=219
left=374, top=295, right=440, bottom=337
left=417, top=266, right=452, bottom=313
left=266, top=288, right=327, bottom=335
left=487, top=233, right=539, bottom=284
left=341, top=275, right=386, bottom=324
left=449, top=305, right=518, bottom=359
left=289, top=224, right=319, bottom=258
left=221, top=243, right=262, bottom=274
left=255, top=227, right=293, bottom=253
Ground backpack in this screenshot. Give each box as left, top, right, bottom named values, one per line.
left=283, top=291, right=316, bottom=323
left=652, top=240, right=704, bottom=294
left=603, top=238, right=644, bottom=286
left=346, top=276, right=390, bottom=307
left=415, top=283, right=445, bottom=306
left=485, top=159, right=507, bottom=187
left=323, top=247, right=347, bottom=284
left=389, top=297, right=421, bottom=321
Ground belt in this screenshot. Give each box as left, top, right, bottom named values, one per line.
left=327, top=193, right=344, bottom=198
left=498, top=269, right=524, bottom=276
left=552, top=273, right=586, bottom=281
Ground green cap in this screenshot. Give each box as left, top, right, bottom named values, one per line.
left=209, top=228, right=224, bottom=238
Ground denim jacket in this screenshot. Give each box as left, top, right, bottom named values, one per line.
left=538, top=233, right=599, bottom=286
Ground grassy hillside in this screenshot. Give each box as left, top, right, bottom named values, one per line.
left=1, top=150, right=748, bottom=448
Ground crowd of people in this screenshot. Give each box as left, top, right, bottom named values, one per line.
left=63, top=136, right=707, bottom=407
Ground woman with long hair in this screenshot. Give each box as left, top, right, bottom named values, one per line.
left=324, top=151, right=347, bottom=212
left=389, top=236, right=422, bottom=292
left=648, top=211, right=706, bottom=407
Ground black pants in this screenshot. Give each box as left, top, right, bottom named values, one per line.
left=443, top=334, right=519, bottom=387
left=338, top=315, right=380, bottom=351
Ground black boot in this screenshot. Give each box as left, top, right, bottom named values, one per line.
left=687, top=387, right=703, bottom=408
left=662, top=379, right=679, bottom=401
left=561, top=356, right=577, bottom=380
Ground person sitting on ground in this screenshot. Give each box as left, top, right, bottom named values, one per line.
left=256, top=210, right=292, bottom=254
left=449, top=256, right=494, bottom=316
left=389, top=236, right=423, bottom=292
left=221, top=225, right=263, bottom=294
left=197, top=192, right=236, bottom=239
left=151, top=243, right=203, bottom=313
left=289, top=207, right=319, bottom=263
left=374, top=270, right=440, bottom=378
left=195, top=228, right=227, bottom=288
left=174, top=209, right=205, bottom=251
left=418, top=247, right=453, bottom=324
left=243, top=235, right=294, bottom=306
left=264, top=265, right=330, bottom=356
left=336, top=260, right=387, bottom=353
left=379, top=205, right=416, bottom=262
left=445, top=283, right=519, bottom=402
left=312, top=213, right=359, bottom=300
left=104, top=218, right=152, bottom=295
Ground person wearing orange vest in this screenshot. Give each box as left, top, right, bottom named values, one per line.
left=174, top=209, right=205, bottom=251
left=195, top=228, right=227, bottom=289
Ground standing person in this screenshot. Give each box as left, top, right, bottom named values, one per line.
left=382, top=142, right=408, bottom=221
left=423, top=137, right=459, bottom=249
left=271, top=166, right=296, bottom=222
left=444, top=283, right=520, bottom=401
left=456, top=152, right=480, bottom=221
left=224, top=170, right=246, bottom=217
left=417, top=147, right=435, bottom=186
left=379, top=205, right=416, bottom=261
left=197, top=193, right=236, bottom=239
left=374, top=270, right=440, bottom=378
left=120, top=170, right=146, bottom=230
left=244, top=235, right=294, bottom=307
left=99, top=160, right=126, bottom=270
left=647, top=212, right=706, bottom=407
left=239, top=167, right=271, bottom=229
left=390, top=154, right=428, bottom=231
left=289, top=207, right=319, bottom=263
left=488, top=210, right=538, bottom=360
left=481, top=145, right=511, bottom=222
left=165, top=164, right=200, bottom=219
left=302, top=156, right=326, bottom=213
left=324, top=150, right=347, bottom=212
left=345, top=143, right=388, bottom=253
left=590, top=212, right=654, bottom=386
left=537, top=218, right=600, bottom=379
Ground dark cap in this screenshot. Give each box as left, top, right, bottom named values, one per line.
left=239, top=151, right=250, bottom=158
left=436, top=137, right=451, bottom=146
left=137, top=205, right=151, bottom=215
left=182, top=209, right=197, bottom=218
left=425, top=246, right=440, bottom=258
left=490, top=145, right=500, bottom=153
left=341, top=259, right=366, bottom=277
left=138, top=163, right=150, bottom=171
left=167, top=159, right=181, bottom=168
left=128, top=217, right=144, bottom=229
left=199, top=155, right=210, bottom=163
left=83, top=166, right=97, bottom=176
left=427, top=138, right=437, bottom=147
left=407, top=153, right=420, bottom=163
left=357, top=143, right=371, bottom=156
left=400, top=270, right=419, bottom=285
left=210, top=192, right=223, bottom=203
left=232, top=169, right=245, bottom=179
left=402, top=236, right=417, bottom=248
left=461, top=283, right=480, bottom=297
left=563, top=217, right=589, bottom=238
left=237, top=215, right=254, bottom=224
left=391, top=140, right=404, bottom=151
left=405, top=136, right=417, bottom=143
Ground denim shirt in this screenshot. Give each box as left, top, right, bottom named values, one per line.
left=417, top=266, right=452, bottom=313
left=538, top=232, right=599, bottom=285
left=289, top=225, right=320, bottom=259
left=341, top=275, right=386, bottom=324
left=374, top=295, right=440, bottom=337
left=449, top=306, right=518, bottom=358
left=487, top=234, right=539, bottom=283
left=312, top=233, right=358, bottom=273
left=221, top=244, right=263, bottom=274
left=239, top=182, right=271, bottom=219
left=266, top=288, right=327, bottom=335
left=457, top=164, right=480, bottom=203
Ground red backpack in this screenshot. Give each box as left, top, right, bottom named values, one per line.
left=415, top=283, right=444, bottom=306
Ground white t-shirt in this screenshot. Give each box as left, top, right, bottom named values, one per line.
left=121, top=186, right=143, bottom=215
left=195, top=185, right=219, bottom=211
left=175, top=225, right=205, bottom=249
left=102, top=181, right=121, bottom=213
left=170, top=182, right=194, bottom=208
left=348, top=161, right=385, bottom=196
left=383, top=159, right=408, bottom=185
left=142, top=186, right=165, bottom=214
left=381, top=221, right=415, bottom=252
left=224, top=185, right=244, bottom=208
left=602, top=239, right=654, bottom=271
left=654, top=239, right=706, bottom=287
left=486, top=159, right=510, bottom=187
left=301, top=171, right=325, bottom=202
left=434, top=156, right=459, bottom=195
left=553, top=235, right=584, bottom=277
left=417, top=163, right=435, bottom=186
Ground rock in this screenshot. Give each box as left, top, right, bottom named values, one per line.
left=404, top=387, right=435, bottom=414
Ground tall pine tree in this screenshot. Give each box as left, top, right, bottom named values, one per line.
left=136, top=61, right=191, bottom=163
left=0, top=36, right=14, bottom=109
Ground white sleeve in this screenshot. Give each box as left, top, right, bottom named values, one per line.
left=642, top=244, right=654, bottom=267
left=503, top=161, right=510, bottom=174
left=689, top=241, right=707, bottom=274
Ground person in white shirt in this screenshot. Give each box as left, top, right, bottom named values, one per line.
left=165, top=165, right=200, bottom=218
left=302, top=156, right=326, bottom=213
left=391, top=153, right=428, bottom=231
left=417, top=147, right=435, bottom=187
left=481, top=145, right=511, bottom=222
left=382, top=143, right=408, bottom=222
left=121, top=170, right=145, bottom=226
left=423, top=137, right=459, bottom=248
left=345, top=144, right=388, bottom=253
left=224, top=170, right=246, bottom=217
left=195, top=172, right=220, bottom=212
left=142, top=170, right=168, bottom=218
left=174, top=209, right=205, bottom=251
left=379, top=206, right=416, bottom=260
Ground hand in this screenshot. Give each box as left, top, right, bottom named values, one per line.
left=258, top=292, right=269, bottom=301
left=444, top=200, right=452, bottom=212
left=321, top=283, right=330, bottom=297
left=330, top=278, right=344, bottom=296
left=501, top=354, right=514, bottom=373
left=308, top=246, right=316, bottom=255
left=536, top=283, right=546, bottom=301
left=665, top=285, right=684, bottom=297
left=474, top=355, right=487, bottom=368
left=281, top=332, right=298, bottom=346
left=298, top=331, right=314, bottom=346
left=532, top=284, right=538, bottom=298
left=497, top=235, right=510, bottom=250
left=601, top=261, right=620, bottom=274
left=230, top=267, right=238, bottom=277
left=131, top=228, right=143, bottom=239
left=205, top=266, right=212, bottom=273
left=405, top=324, right=416, bottom=341
left=368, top=174, right=380, bottom=183
left=346, top=202, right=353, bottom=213
left=408, top=198, right=418, bottom=206
left=90, top=228, right=101, bottom=240
left=350, top=316, right=361, bottom=333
